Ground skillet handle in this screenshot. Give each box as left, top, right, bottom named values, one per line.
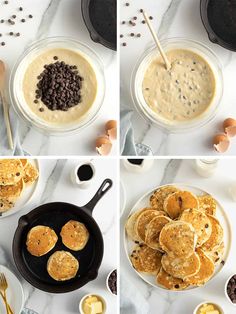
left=84, top=179, right=113, bottom=213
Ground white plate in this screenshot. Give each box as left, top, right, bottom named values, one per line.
left=0, top=265, right=24, bottom=314
left=124, top=183, right=232, bottom=291
left=120, top=180, right=126, bottom=217
left=0, top=159, right=40, bottom=218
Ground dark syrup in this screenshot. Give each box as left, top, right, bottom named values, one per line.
left=208, top=0, right=236, bottom=45
left=127, top=159, right=144, bottom=166
left=89, top=0, right=117, bottom=48
left=77, top=164, right=93, bottom=181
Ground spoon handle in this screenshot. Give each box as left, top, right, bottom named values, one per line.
left=0, top=91, right=13, bottom=150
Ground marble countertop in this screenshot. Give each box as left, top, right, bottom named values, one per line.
left=120, top=159, right=236, bottom=313
left=0, top=0, right=118, bottom=156
left=0, top=158, right=118, bottom=314
left=120, top=0, right=236, bottom=156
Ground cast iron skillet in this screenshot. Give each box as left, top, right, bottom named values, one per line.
left=13, top=179, right=112, bottom=293
left=81, top=0, right=117, bottom=51
left=200, top=0, right=236, bottom=51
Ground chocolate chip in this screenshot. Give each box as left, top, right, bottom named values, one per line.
left=16, top=33, right=20, bottom=37
left=19, top=7, right=23, bottom=11
left=21, top=19, right=25, bottom=23
left=137, top=33, right=141, bottom=37
left=221, top=260, right=225, bottom=265
left=149, top=16, right=153, bottom=20
left=53, top=56, right=58, bottom=60
left=133, top=16, right=137, bottom=20
left=4, top=1, right=8, bottom=4
left=12, top=15, right=16, bottom=19
left=108, top=270, right=117, bottom=295
left=140, top=9, right=143, bottom=13
left=120, top=34, right=123, bottom=38
left=39, top=107, right=44, bottom=112
left=1, top=42, right=5, bottom=46
left=125, top=2, right=130, bottom=6
left=122, top=42, right=127, bottom=46
left=0, top=34, right=1, bottom=37
left=122, top=21, right=125, bottom=24
left=205, top=224, right=209, bottom=228
left=16, top=172, right=20, bottom=176
left=142, top=20, right=146, bottom=24
left=0, top=20, right=4, bottom=23
left=34, top=100, right=38, bottom=104
left=130, top=33, right=134, bottom=37
left=9, top=32, right=13, bottom=36
left=29, top=14, right=33, bottom=18
left=174, top=284, right=180, bottom=289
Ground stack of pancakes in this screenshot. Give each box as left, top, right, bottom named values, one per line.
left=126, top=185, right=225, bottom=291
left=0, top=159, right=39, bottom=213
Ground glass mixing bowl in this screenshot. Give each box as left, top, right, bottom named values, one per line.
left=10, top=37, right=106, bottom=136
left=130, top=37, right=223, bottom=133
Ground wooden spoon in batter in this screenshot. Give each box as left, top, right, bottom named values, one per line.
left=142, top=10, right=171, bottom=71
left=0, top=60, right=13, bottom=150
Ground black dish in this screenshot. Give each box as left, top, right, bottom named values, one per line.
left=81, top=0, right=117, bottom=51
left=200, top=0, right=236, bottom=51
left=13, top=179, right=112, bottom=293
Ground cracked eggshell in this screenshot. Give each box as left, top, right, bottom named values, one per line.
left=213, top=134, right=230, bottom=153
left=105, top=120, right=117, bottom=141
left=223, top=118, right=236, bottom=137
left=95, top=136, right=112, bottom=156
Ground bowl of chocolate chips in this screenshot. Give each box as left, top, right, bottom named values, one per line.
left=106, top=269, right=117, bottom=296
left=225, top=274, right=236, bottom=306
left=10, top=37, right=106, bottom=135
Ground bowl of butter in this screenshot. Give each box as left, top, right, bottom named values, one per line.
left=193, top=302, right=224, bottom=314
left=79, top=294, right=106, bottom=314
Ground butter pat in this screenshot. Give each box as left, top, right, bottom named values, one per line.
left=82, top=295, right=104, bottom=314
left=91, top=301, right=103, bottom=313
left=197, top=303, right=221, bottom=314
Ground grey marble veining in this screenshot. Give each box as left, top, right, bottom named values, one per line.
left=160, top=159, right=182, bottom=185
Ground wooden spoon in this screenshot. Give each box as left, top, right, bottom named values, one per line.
left=142, top=10, right=171, bottom=71
left=0, top=60, right=13, bottom=150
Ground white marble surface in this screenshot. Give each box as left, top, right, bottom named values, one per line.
left=0, top=158, right=118, bottom=314
left=0, top=0, right=118, bottom=156
left=120, top=0, right=236, bottom=156
left=120, top=158, right=236, bottom=314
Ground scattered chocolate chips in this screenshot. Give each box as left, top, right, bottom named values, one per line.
left=108, top=270, right=117, bottom=295
left=35, top=59, right=83, bottom=111
left=227, top=275, right=236, bottom=303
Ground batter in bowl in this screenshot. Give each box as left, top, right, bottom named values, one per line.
left=142, top=49, right=216, bottom=123
left=23, top=48, right=97, bottom=125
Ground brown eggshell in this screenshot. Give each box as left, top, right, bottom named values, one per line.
left=213, top=134, right=230, bottom=153
left=105, top=120, right=117, bottom=141
left=223, top=118, right=236, bottom=137
left=95, top=136, right=112, bottom=156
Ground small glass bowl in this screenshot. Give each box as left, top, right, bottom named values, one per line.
left=9, top=37, right=106, bottom=136
left=130, top=37, right=223, bottom=133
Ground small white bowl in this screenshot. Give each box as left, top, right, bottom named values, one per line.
left=106, top=269, right=117, bottom=296
left=79, top=293, right=107, bottom=314
left=193, top=301, right=224, bottom=314
left=225, top=274, right=236, bottom=306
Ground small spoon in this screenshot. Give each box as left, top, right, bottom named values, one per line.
left=0, top=60, right=13, bottom=150
left=142, top=10, right=171, bottom=71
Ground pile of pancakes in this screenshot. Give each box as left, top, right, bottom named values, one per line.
left=26, top=220, right=89, bottom=281
left=0, top=159, right=39, bottom=213
left=126, top=185, right=225, bottom=290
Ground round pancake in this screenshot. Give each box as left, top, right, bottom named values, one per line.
left=0, top=159, right=24, bottom=185
left=26, top=225, right=58, bottom=257
left=0, top=198, right=16, bottom=213
left=125, top=208, right=152, bottom=242
left=60, top=220, right=89, bottom=251
left=205, top=242, right=225, bottom=265
left=164, top=191, right=199, bottom=219
left=0, top=179, right=24, bottom=199
left=23, top=162, right=39, bottom=185
left=198, top=194, right=216, bottom=216
left=161, top=252, right=200, bottom=280
left=47, top=251, right=79, bottom=281
left=150, top=186, right=179, bottom=211
left=130, top=244, right=162, bottom=275
left=145, top=216, right=172, bottom=250
left=201, top=215, right=224, bottom=251
left=156, top=267, right=189, bottom=291
left=180, top=208, right=212, bottom=246
left=185, top=249, right=215, bottom=286
left=135, top=210, right=165, bottom=242
left=159, top=221, right=196, bottom=258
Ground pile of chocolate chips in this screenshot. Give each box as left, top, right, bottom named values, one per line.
left=35, top=57, right=83, bottom=112
left=108, top=269, right=117, bottom=295
left=227, top=275, right=236, bottom=303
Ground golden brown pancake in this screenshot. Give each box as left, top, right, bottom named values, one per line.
left=26, top=225, right=58, bottom=257
left=130, top=244, right=162, bottom=275
left=47, top=251, right=79, bottom=281
left=156, top=268, right=189, bottom=290
left=185, top=248, right=215, bottom=286
left=163, top=191, right=199, bottom=219
left=125, top=208, right=151, bottom=242
left=0, top=198, right=16, bottom=212
left=23, top=162, right=39, bottom=185
left=150, top=186, right=179, bottom=211
left=0, top=159, right=24, bottom=185
left=198, top=194, right=216, bottom=216
left=0, top=179, right=24, bottom=199
left=180, top=208, right=212, bottom=246
left=161, top=252, right=200, bottom=280
left=60, top=220, right=89, bottom=251
left=159, top=221, right=196, bottom=258
left=145, top=216, right=171, bottom=250
left=135, top=210, right=164, bottom=242
left=204, top=242, right=225, bottom=265
left=201, top=215, right=224, bottom=251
